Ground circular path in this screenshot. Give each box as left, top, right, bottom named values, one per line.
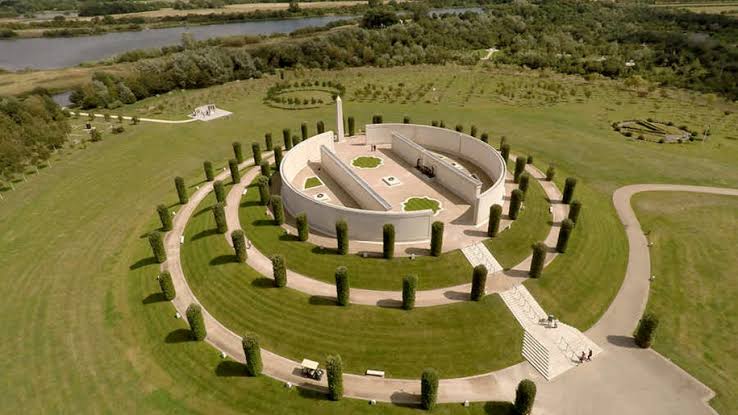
left=160, top=154, right=736, bottom=412
left=223, top=156, right=567, bottom=307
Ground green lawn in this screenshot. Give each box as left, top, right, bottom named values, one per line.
left=402, top=196, right=442, bottom=213
left=2, top=63, right=738, bottom=412
left=484, top=176, right=550, bottom=269
left=304, top=176, right=323, bottom=189
left=633, top=192, right=738, bottom=415
left=184, top=191, right=522, bottom=378
left=352, top=155, right=383, bottom=168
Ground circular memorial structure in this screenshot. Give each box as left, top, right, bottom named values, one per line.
left=279, top=122, right=507, bottom=243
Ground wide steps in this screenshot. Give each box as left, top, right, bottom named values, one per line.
left=461, top=242, right=502, bottom=274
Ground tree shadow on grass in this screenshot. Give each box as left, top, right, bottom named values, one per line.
left=251, top=277, right=275, bottom=288
left=191, top=228, right=219, bottom=242
left=210, top=254, right=238, bottom=266
left=165, top=329, right=193, bottom=343
left=193, top=206, right=213, bottom=218
left=311, top=245, right=338, bottom=255
left=255, top=219, right=276, bottom=227
left=296, top=384, right=329, bottom=400
left=130, top=256, right=158, bottom=270
left=485, top=401, right=516, bottom=415
left=215, top=360, right=247, bottom=377
left=142, top=292, right=167, bottom=305
left=308, top=295, right=337, bottom=306
left=241, top=199, right=262, bottom=209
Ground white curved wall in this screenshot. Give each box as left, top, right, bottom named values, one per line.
left=279, top=131, right=433, bottom=242
left=366, top=124, right=507, bottom=224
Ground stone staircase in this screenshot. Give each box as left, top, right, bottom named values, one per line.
left=461, top=242, right=502, bottom=274
left=499, top=285, right=602, bottom=380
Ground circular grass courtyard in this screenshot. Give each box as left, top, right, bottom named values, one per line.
left=182, top=189, right=523, bottom=378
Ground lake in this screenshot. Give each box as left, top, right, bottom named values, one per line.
left=2, top=8, right=481, bottom=71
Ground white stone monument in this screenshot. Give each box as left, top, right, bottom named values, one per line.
left=336, top=96, right=344, bottom=141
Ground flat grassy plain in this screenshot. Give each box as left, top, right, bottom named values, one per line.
left=633, top=192, right=738, bottom=415
left=1, top=64, right=737, bottom=412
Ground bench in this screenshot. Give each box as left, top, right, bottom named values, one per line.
left=366, top=369, right=385, bottom=378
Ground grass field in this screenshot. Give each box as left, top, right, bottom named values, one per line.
left=633, top=192, right=738, bottom=415
left=183, top=189, right=522, bottom=378
left=2, top=64, right=737, bottom=412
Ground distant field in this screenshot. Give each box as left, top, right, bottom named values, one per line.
left=653, top=1, right=738, bottom=14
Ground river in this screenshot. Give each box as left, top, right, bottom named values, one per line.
left=2, top=7, right=481, bottom=71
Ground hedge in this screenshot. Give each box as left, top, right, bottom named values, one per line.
left=430, top=221, right=444, bottom=257
left=336, top=220, right=349, bottom=255
left=232, top=229, right=247, bottom=262
left=271, top=254, right=286, bottom=287
left=228, top=159, right=241, bottom=184
left=203, top=160, right=214, bottom=182
left=556, top=218, right=574, bottom=253
left=260, top=160, right=270, bottom=178
left=301, top=122, right=308, bottom=141
left=274, top=146, right=284, bottom=168
left=175, top=176, right=188, bottom=204
left=326, top=354, right=344, bottom=401
left=296, top=212, right=309, bottom=241
left=157, top=204, right=172, bottom=231
left=257, top=175, right=270, bottom=205
left=348, top=116, right=355, bottom=136
left=265, top=132, right=273, bottom=151
left=158, top=271, right=176, bottom=300
left=335, top=266, right=349, bottom=306
left=500, top=143, right=510, bottom=163
left=402, top=274, right=417, bottom=310
left=568, top=200, right=582, bottom=224
left=270, top=195, right=285, bottom=225
left=233, top=141, right=244, bottom=164
left=213, top=180, right=226, bottom=205
left=562, top=177, right=577, bottom=204
left=283, top=128, right=292, bottom=150
left=487, top=204, right=502, bottom=237
left=251, top=142, right=262, bottom=165
left=529, top=242, right=546, bottom=278
left=513, top=157, right=527, bottom=183
left=514, top=379, right=537, bottom=415
left=470, top=264, right=487, bottom=301
left=420, top=369, right=439, bottom=410
left=518, top=173, right=530, bottom=198
left=316, top=120, right=325, bottom=133
left=383, top=224, right=395, bottom=259
left=148, top=231, right=166, bottom=263
left=213, top=202, right=227, bottom=234
left=242, top=333, right=263, bottom=376
left=545, top=165, right=555, bottom=181
left=509, top=189, right=523, bottom=220
left=635, top=313, right=659, bottom=348
left=186, top=303, right=206, bottom=341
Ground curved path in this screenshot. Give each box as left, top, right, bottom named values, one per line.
left=223, top=156, right=567, bottom=307
left=69, top=111, right=197, bottom=124
left=161, top=155, right=735, bottom=411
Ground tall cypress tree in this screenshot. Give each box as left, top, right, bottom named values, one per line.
left=301, top=122, right=308, bottom=141
left=158, top=271, right=176, bottom=300
left=257, top=175, right=270, bottom=205
left=509, top=189, right=524, bottom=220
left=500, top=143, right=511, bottom=163
left=251, top=142, right=262, bottom=165
left=430, top=221, right=444, bottom=256
left=232, top=141, right=244, bottom=164
left=186, top=303, right=206, bottom=341
left=157, top=204, right=172, bottom=231
left=228, top=159, right=241, bottom=184
left=347, top=116, right=355, bottom=136
left=270, top=195, right=285, bottom=225
left=203, top=160, right=214, bottom=182
left=562, top=177, right=577, bottom=204
left=514, top=157, right=527, bottom=183
left=402, top=275, right=417, bottom=310
left=264, top=133, right=273, bottom=151
left=487, top=204, right=502, bottom=237
left=336, top=220, right=349, bottom=255
left=556, top=219, right=574, bottom=253
left=283, top=128, right=292, bottom=150
left=274, top=146, right=284, bottom=169
left=231, top=229, right=247, bottom=262
left=335, top=266, right=349, bottom=306
left=529, top=242, right=546, bottom=278
left=470, top=265, right=487, bottom=301
left=383, top=224, right=395, bottom=259
left=148, top=231, right=166, bottom=263
left=174, top=176, right=188, bottom=204
left=213, top=202, right=227, bottom=234
left=213, top=180, right=226, bottom=205
left=326, top=354, right=343, bottom=401
left=242, top=333, right=263, bottom=376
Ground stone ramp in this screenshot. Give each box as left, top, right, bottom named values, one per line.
left=499, top=285, right=602, bottom=380
left=461, top=242, right=503, bottom=274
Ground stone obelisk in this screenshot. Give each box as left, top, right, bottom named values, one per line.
left=336, top=96, right=344, bottom=141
